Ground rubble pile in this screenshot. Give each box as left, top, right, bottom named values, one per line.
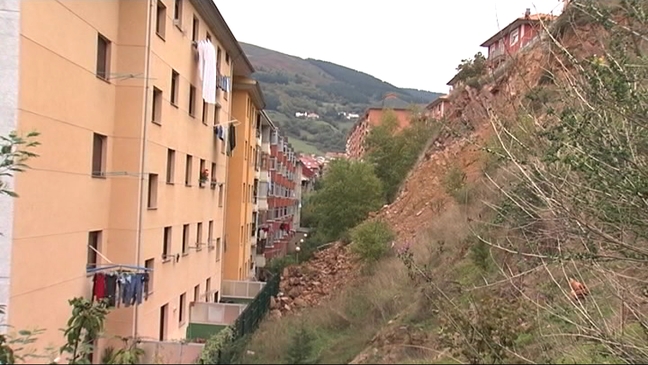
left=269, top=242, right=357, bottom=316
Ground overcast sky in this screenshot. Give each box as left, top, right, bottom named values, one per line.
left=216, top=0, right=564, bottom=93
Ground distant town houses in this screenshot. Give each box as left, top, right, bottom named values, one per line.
left=294, top=112, right=320, bottom=119
left=294, top=111, right=360, bottom=120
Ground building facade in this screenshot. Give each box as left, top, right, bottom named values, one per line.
left=345, top=107, right=412, bottom=160
left=480, top=11, right=555, bottom=69
left=264, top=133, right=298, bottom=260
left=1, top=0, right=252, bottom=352
left=254, top=111, right=276, bottom=271
left=425, top=95, right=450, bottom=120
left=223, top=77, right=265, bottom=281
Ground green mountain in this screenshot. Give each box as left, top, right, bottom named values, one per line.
left=240, top=43, right=444, bottom=154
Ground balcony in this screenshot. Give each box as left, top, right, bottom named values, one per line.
left=489, top=46, right=506, bottom=62
left=221, top=280, right=267, bottom=303
left=186, top=302, right=247, bottom=340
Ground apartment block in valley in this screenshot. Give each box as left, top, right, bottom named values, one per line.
left=264, top=133, right=299, bottom=260
left=0, top=0, right=250, bottom=355
left=253, top=112, right=276, bottom=270
left=345, top=95, right=413, bottom=160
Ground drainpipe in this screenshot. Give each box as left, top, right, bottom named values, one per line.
left=133, top=0, right=154, bottom=340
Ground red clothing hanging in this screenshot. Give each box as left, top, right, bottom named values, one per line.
left=93, top=273, right=106, bottom=300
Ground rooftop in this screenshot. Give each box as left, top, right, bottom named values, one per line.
left=480, top=13, right=556, bottom=47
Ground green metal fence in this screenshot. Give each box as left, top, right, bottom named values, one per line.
left=215, top=274, right=280, bottom=363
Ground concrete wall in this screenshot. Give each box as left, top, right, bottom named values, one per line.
left=0, top=0, right=20, bottom=331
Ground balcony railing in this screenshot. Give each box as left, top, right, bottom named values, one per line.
left=489, top=46, right=505, bottom=59
left=221, top=280, right=266, bottom=299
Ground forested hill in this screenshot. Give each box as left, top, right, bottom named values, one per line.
left=240, top=42, right=443, bottom=154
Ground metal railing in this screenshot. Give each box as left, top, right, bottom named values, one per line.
left=199, top=274, right=280, bottom=364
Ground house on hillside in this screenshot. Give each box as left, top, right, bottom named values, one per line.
left=426, top=94, right=450, bottom=120
left=481, top=9, right=556, bottom=70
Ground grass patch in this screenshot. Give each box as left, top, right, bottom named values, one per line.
left=240, top=258, right=414, bottom=364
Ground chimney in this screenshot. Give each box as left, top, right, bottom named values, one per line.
left=525, top=8, right=531, bottom=19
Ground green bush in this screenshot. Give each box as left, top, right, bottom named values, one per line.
left=350, top=220, right=395, bottom=262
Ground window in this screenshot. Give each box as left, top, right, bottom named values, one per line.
left=145, top=258, right=154, bottom=294
left=179, top=293, right=186, bottom=324
left=199, top=159, right=206, bottom=186
left=192, top=16, right=199, bottom=42
left=214, top=104, right=221, bottom=126
left=189, top=85, right=196, bottom=117
left=156, top=0, right=166, bottom=38
left=87, top=231, right=101, bottom=270
left=152, top=87, right=162, bottom=124
left=166, top=149, right=175, bottom=183
left=510, top=28, right=520, bottom=45
left=173, top=0, right=182, bottom=24
left=159, top=304, right=168, bottom=341
left=225, top=52, right=230, bottom=64
left=163, top=226, right=172, bottom=260
left=92, top=133, right=107, bottom=177
left=208, top=220, right=214, bottom=248
left=194, top=284, right=200, bottom=303
left=185, top=155, right=193, bottom=186
left=196, top=222, right=203, bottom=248
left=218, top=184, right=224, bottom=207
left=96, top=34, right=110, bottom=80
left=170, top=70, right=179, bottom=105
left=215, top=238, right=221, bottom=260
left=182, top=224, right=189, bottom=254
left=147, top=173, right=158, bottom=209
left=216, top=47, right=222, bottom=74
left=202, top=101, right=208, bottom=123
left=210, top=162, right=216, bottom=187
left=205, top=278, right=211, bottom=302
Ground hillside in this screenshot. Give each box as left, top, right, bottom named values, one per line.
left=238, top=2, right=648, bottom=364
left=241, top=42, right=443, bottom=153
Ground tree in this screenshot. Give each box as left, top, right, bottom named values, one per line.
left=0, top=131, right=40, bottom=197
left=309, top=159, right=384, bottom=241
left=364, top=111, right=435, bottom=202
left=285, top=323, right=316, bottom=364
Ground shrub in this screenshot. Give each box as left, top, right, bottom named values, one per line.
left=350, top=220, right=395, bottom=262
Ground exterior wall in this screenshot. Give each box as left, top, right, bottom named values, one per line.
left=265, top=134, right=297, bottom=260
left=345, top=108, right=411, bottom=160
left=8, top=0, right=234, bottom=353
left=486, top=22, right=539, bottom=67
left=426, top=97, right=449, bottom=120
left=293, top=162, right=303, bottom=231
left=255, top=118, right=273, bottom=267
left=0, top=0, right=20, bottom=331
left=224, top=85, right=259, bottom=281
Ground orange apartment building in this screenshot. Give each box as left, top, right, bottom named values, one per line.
left=345, top=96, right=413, bottom=160
left=222, top=77, right=265, bottom=281
left=0, top=0, right=253, bottom=356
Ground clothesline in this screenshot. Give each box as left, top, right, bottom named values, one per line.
left=87, top=264, right=153, bottom=274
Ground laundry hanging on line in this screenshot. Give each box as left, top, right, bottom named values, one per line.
left=197, top=39, right=217, bottom=104
left=218, top=75, right=232, bottom=93
left=92, top=271, right=149, bottom=308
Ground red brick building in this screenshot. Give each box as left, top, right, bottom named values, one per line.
left=264, top=131, right=298, bottom=259
left=346, top=108, right=411, bottom=160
